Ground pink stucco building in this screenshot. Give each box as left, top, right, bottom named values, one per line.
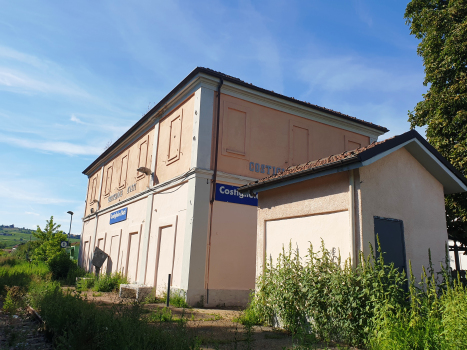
left=79, top=67, right=388, bottom=306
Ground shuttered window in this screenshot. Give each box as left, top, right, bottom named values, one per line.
left=168, top=115, right=182, bottom=163
left=105, top=166, right=113, bottom=195
left=119, top=155, right=128, bottom=188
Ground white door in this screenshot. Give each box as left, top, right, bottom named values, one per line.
left=83, top=241, right=89, bottom=270
left=126, top=232, right=140, bottom=283
left=108, top=234, right=120, bottom=274
left=155, top=226, right=176, bottom=294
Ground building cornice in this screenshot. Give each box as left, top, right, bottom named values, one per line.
left=82, top=167, right=214, bottom=221
left=221, top=81, right=384, bottom=140
left=83, top=67, right=388, bottom=176
left=83, top=76, right=219, bottom=176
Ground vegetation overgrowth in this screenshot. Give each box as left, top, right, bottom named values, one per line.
left=3, top=215, right=467, bottom=349
left=31, top=286, right=200, bottom=350
left=241, top=240, right=467, bottom=349
left=0, top=216, right=201, bottom=349
left=76, top=272, right=129, bottom=292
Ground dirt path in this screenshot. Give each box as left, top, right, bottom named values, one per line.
left=81, top=290, right=354, bottom=350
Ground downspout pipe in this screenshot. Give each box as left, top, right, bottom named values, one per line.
left=349, top=169, right=356, bottom=267
left=206, top=78, right=223, bottom=304
left=211, top=78, right=224, bottom=203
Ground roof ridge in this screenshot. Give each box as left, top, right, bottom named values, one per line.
left=198, top=67, right=388, bottom=132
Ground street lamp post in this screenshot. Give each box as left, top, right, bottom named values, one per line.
left=67, top=211, right=74, bottom=246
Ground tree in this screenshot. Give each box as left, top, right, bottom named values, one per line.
left=31, top=216, right=67, bottom=263
left=405, top=0, right=467, bottom=245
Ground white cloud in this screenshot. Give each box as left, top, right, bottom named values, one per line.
left=298, top=55, right=423, bottom=95
left=25, top=211, right=40, bottom=216
left=0, top=45, right=49, bottom=69
left=0, top=133, right=103, bottom=156
left=70, top=114, right=84, bottom=124
left=0, top=184, right=76, bottom=205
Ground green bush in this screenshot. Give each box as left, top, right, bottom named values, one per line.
left=250, top=240, right=467, bottom=349
left=234, top=292, right=263, bottom=326
left=93, top=273, right=128, bottom=292
left=47, top=250, right=76, bottom=280
left=76, top=275, right=95, bottom=291
left=2, top=286, right=26, bottom=314
left=252, top=240, right=408, bottom=347
left=168, top=291, right=189, bottom=308
left=368, top=257, right=467, bottom=350
left=63, top=264, right=86, bottom=285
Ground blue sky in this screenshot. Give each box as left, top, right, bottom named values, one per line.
left=0, top=0, right=426, bottom=234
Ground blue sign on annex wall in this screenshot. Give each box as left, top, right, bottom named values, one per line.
left=215, top=184, right=258, bottom=206
left=110, top=208, right=128, bottom=224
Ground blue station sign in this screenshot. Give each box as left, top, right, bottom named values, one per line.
left=215, top=184, right=258, bottom=206
left=110, top=208, right=128, bottom=225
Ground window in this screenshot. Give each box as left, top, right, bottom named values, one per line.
left=288, top=120, right=312, bottom=166
left=105, top=165, right=113, bottom=196
left=167, top=114, right=182, bottom=164
left=119, top=155, right=128, bottom=188
left=221, top=102, right=251, bottom=159
left=89, top=176, right=97, bottom=203
left=138, top=137, right=149, bottom=178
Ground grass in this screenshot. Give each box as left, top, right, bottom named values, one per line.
left=204, top=313, right=223, bottom=321
left=0, top=257, right=50, bottom=295
left=146, top=307, right=180, bottom=323
left=76, top=272, right=128, bottom=292
left=144, top=290, right=190, bottom=309
left=32, top=286, right=200, bottom=349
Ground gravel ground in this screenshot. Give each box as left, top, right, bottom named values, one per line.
left=0, top=290, right=356, bottom=350
left=83, top=290, right=356, bottom=350
left=0, top=301, right=52, bottom=350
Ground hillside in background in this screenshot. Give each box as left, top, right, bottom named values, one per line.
left=0, top=226, right=80, bottom=249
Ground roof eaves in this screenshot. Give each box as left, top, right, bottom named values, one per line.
left=82, top=67, right=208, bottom=175
left=238, top=155, right=361, bottom=193
left=83, top=67, right=389, bottom=175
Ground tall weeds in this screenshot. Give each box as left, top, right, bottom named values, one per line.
left=249, top=240, right=466, bottom=349
left=31, top=285, right=199, bottom=350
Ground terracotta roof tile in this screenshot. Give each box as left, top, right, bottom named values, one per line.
left=246, top=135, right=396, bottom=187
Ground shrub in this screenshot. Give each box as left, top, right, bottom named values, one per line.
left=368, top=256, right=467, bottom=350
left=234, top=292, right=263, bottom=326
left=93, top=273, right=128, bottom=292
left=250, top=240, right=467, bottom=349
left=76, top=275, right=95, bottom=291
left=2, top=286, right=26, bottom=314
left=63, top=264, right=87, bottom=286
left=252, top=240, right=407, bottom=347
left=153, top=290, right=190, bottom=308
left=47, top=250, right=76, bottom=280
left=168, top=291, right=189, bottom=308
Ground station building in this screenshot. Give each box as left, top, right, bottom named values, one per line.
left=79, top=67, right=388, bottom=306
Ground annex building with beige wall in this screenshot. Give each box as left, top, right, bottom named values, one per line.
left=79, top=67, right=388, bottom=307
left=238, top=130, right=467, bottom=282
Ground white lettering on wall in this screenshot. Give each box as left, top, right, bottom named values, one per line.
left=249, top=162, right=285, bottom=175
